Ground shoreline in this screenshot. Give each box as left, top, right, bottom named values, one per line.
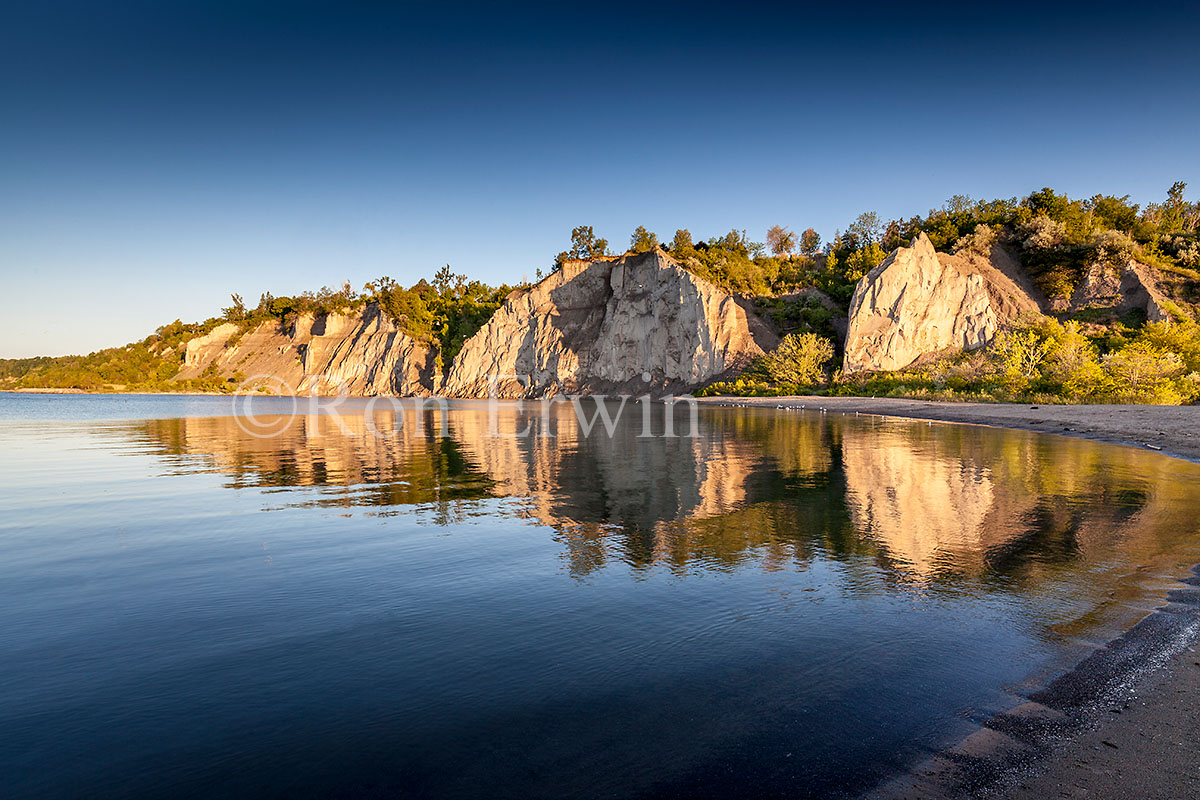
left=695, top=396, right=1200, bottom=800
left=696, top=395, right=1200, bottom=464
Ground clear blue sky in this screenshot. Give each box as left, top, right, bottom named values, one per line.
left=2, top=0, right=1198, bottom=357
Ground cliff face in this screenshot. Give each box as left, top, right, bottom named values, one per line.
left=1068, top=260, right=1170, bottom=322
left=175, top=251, right=775, bottom=397
left=175, top=304, right=437, bottom=395
left=442, top=249, right=777, bottom=398
left=300, top=305, right=438, bottom=396
left=843, top=233, right=1042, bottom=374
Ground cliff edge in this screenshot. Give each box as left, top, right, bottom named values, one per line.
left=843, top=233, right=1042, bottom=374
left=442, top=248, right=778, bottom=398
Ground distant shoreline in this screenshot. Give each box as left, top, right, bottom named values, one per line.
left=8, top=388, right=1200, bottom=462
left=2, top=388, right=233, bottom=396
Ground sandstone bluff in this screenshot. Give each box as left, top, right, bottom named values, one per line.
left=840, top=233, right=1171, bottom=375
left=177, top=237, right=1176, bottom=395
left=179, top=249, right=776, bottom=397
left=442, top=249, right=777, bottom=398
left=842, top=232, right=1041, bottom=374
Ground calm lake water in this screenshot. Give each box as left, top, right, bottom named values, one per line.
left=2, top=393, right=1199, bottom=798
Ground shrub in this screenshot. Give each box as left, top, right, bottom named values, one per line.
left=952, top=224, right=998, bottom=257
left=1017, top=214, right=1067, bottom=250
left=1139, top=320, right=1200, bottom=372
left=1045, top=321, right=1105, bottom=399
left=1089, top=230, right=1135, bottom=264
left=755, top=333, right=835, bottom=387
left=1102, top=342, right=1188, bottom=403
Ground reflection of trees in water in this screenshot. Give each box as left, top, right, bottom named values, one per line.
left=130, top=408, right=1200, bottom=599
left=137, top=413, right=499, bottom=526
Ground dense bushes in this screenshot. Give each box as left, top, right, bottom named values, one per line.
left=756, top=333, right=835, bottom=386
left=586, top=183, right=1198, bottom=309
left=704, top=317, right=1200, bottom=405
left=363, top=271, right=512, bottom=369
left=827, top=318, right=1200, bottom=405
left=700, top=332, right=836, bottom=397
left=667, top=228, right=818, bottom=296
left=893, top=185, right=1199, bottom=302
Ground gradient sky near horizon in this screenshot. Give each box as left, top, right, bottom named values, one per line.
left=2, top=1, right=1199, bottom=357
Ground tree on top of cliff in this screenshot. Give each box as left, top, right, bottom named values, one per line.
left=630, top=226, right=659, bottom=253
left=848, top=212, right=882, bottom=246
left=432, top=264, right=467, bottom=296
left=766, top=225, right=796, bottom=256
left=554, top=225, right=611, bottom=269
left=221, top=294, right=247, bottom=321
left=799, top=228, right=821, bottom=256
left=671, top=229, right=693, bottom=253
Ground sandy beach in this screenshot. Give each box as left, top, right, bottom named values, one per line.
left=701, top=395, right=1200, bottom=799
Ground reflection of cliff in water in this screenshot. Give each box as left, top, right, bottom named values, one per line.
left=131, top=405, right=1200, bottom=600
left=839, top=420, right=1199, bottom=587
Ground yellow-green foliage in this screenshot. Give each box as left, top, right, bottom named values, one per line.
left=713, top=316, right=1200, bottom=405
left=1139, top=320, right=1200, bottom=372
left=5, top=270, right=514, bottom=392
left=833, top=317, right=1200, bottom=405
left=700, top=333, right=836, bottom=397
left=697, top=378, right=794, bottom=398
left=671, top=229, right=817, bottom=297
left=1101, top=342, right=1192, bottom=404
left=0, top=316, right=245, bottom=392
left=365, top=274, right=511, bottom=368
left=841, top=243, right=886, bottom=283
left=755, top=333, right=835, bottom=386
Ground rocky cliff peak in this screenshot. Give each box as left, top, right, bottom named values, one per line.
left=442, top=249, right=777, bottom=398
left=843, top=233, right=1042, bottom=374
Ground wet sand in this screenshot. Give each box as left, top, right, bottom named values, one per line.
left=1004, top=625, right=1200, bottom=800
left=700, top=396, right=1200, bottom=799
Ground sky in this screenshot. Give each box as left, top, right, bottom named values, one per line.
left=2, top=0, right=1199, bottom=357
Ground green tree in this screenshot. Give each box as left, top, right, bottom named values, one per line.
left=1088, top=194, right=1139, bottom=232
left=221, top=294, right=247, bottom=321
left=555, top=225, right=611, bottom=268
left=842, top=243, right=886, bottom=282
left=630, top=225, right=659, bottom=252
left=1045, top=320, right=1104, bottom=398
left=991, top=327, right=1053, bottom=392
left=1161, top=181, right=1190, bottom=233
left=756, top=333, right=835, bottom=386
left=1140, top=319, right=1200, bottom=372
left=848, top=212, right=881, bottom=245
left=1103, top=342, right=1187, bottom=403
left=712, top=229, right=752, bottom=257
left=671, top=228, right=694, bottom=253
left=433, top=265, right=464, bottom=295
left=1023, top=187, right=1090, bottom=240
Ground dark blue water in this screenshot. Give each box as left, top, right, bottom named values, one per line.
left=2, top=393, right=1198, bottom=798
